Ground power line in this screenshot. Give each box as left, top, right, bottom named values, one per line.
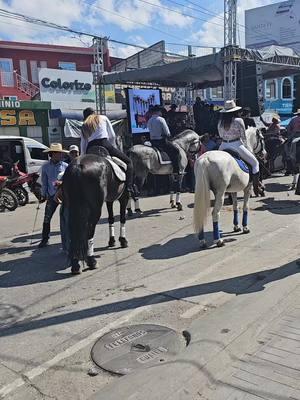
left=80, top=0, right=195, bottom=44
left=0, top=9, right=192, bottom=58
left=133, top=0, right=224, bottom=27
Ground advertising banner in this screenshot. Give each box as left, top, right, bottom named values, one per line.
left=245, top=1, right=300, bottom=51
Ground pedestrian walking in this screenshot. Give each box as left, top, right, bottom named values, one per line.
left=38, top=143, right=68, bottom=248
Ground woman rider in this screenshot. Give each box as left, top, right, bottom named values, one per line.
left=218, top=100, right=262, bottom=196
left=81, top=107, right=136, bottom=198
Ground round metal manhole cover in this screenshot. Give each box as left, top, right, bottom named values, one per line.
left=91, top=324, right=185, bottom=375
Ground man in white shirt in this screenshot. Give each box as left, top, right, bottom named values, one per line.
left=147, top=106, right=180, bottom=174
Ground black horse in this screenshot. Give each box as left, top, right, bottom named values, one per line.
left=63, top=148, right=129, bottom=274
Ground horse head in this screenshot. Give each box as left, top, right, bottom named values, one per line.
left=173, top=129, right=201, bottom=154
left=246, top=127, right=267, bottom=160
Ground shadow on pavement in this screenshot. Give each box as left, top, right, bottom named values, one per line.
left=0, top=244, right=70, bottom=288
left=1, top=258, right=298, bottom=337
left=264, top=182, right=291, bottom=193
left=255, top=197, right=300, bottom=215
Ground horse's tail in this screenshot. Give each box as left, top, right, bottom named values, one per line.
left=63, top=161, right=103, bottom=260
left=193, top=157, right=210, bottom=235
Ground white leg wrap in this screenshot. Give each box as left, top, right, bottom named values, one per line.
left=120, top=223, right=126, bottom=238
left=170, top=192, right=175, bottom=202
left=109, top=224, right=115, bottom=237
left=135, top=199, right=140, bottom=209
left=127, top=198, right=132, bottom=209
left=87, top=238, right=94, bottom=256
left=176, top=192, right=180, bottom=203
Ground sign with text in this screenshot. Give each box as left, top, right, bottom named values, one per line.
left=245, top=1, right=300, bottom=51
left=0, top=110, right=36, bottom=126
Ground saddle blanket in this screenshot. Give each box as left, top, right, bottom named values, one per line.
left=152, top=147, right=172, bottom=165
left=106, top=157, right=126, bottom=182
left=223, top=150, right=249, bottom=173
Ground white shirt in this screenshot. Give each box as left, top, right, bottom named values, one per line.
left=147, top=115, right=170, bottom=140
left=218, top=118, right=247, bottom=144
left=81, top=115, right=116, bottom=154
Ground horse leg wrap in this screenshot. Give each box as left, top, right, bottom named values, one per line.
left=135, top=199, right=141, bottom=211
left=87, top=239, right=94, bottom=257
left=120, top=223, right=126, bottom=238
left=108, top=225, right=116, bottom=247
left=170, top=192, right=175, bottom=203
left=213, top=221, right=220, bottom=241
left=242, top=211, right=248, bottom=227
left=233, top=210, right=239, bottom=227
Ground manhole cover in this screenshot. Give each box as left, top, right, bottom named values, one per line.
left=91, top=324, right=185, bottom=375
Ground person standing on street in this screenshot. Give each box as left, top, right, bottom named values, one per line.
left=38, top=143, right=68, bottom=248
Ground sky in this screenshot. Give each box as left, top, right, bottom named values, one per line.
left=0, top=0, right=280, bottom=58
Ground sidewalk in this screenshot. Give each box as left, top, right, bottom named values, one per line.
left=90, top=258, right=300, bottom=400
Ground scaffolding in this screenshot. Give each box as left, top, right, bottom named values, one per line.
left=92, top=37, right=107, bottom=114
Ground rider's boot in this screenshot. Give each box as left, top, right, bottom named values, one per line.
left=252, top=173, right=263, bottom=197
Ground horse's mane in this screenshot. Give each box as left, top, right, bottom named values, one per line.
left=172, top=129, right=196, bottom=141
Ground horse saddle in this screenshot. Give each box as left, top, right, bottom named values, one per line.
left=87, top=145, right=126, bottom=182
left=223, top=149, right=251, bottom=174
left=152, top=147, right=172, bottom=165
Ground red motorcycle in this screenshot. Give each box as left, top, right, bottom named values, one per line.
left=0, top=161, right=42, bottom=206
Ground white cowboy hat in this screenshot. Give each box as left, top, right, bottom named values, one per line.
left=272, top=115, right=281, bottom=122
left=43, top=143, right=69, bottom=153
left=69, top=144, right=79, bottom=153
left=220, top=100, right=242, bottom=113
left=293, top=109, right=300, bottom=115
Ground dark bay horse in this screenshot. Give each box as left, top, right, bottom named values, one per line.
left=63, top=150, right=128, bottom=274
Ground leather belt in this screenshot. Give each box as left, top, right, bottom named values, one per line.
left=222, top=138, right=240, bottom=143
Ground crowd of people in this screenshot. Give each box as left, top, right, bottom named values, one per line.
left=19, top=98, right=300, bottom=269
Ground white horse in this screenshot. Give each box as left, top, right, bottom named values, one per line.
left=193, top=127, right=266, bottom=248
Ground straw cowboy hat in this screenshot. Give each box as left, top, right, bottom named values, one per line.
left=220, top=100, right=242, bottom=113
left=43, top=143, right=69, bottom=153
left=272, top=115, right=281, bottom=122
left=293, top=109, right=300, bottom=115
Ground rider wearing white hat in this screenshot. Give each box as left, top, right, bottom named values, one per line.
left=38, top=143, right=68, bottom=248
left=218, top=100, right=261, bottom=196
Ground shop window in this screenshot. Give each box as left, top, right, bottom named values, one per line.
left=211, top=86, right=223, bottom=99
left=282, top=77, right=292, bottom=99
left=58, top=61, right=76, bottom=71
left=0, top=58, right=14, bottom=86
left=265, top=79, right=277, bottom=99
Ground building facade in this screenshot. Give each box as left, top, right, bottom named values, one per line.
left=0, top=40, right=121, bottom=101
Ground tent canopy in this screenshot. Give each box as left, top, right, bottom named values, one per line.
left=102, top=46, right=300, bottom=88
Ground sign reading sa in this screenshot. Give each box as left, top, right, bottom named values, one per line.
left=0, top=110, right=36, bottom=126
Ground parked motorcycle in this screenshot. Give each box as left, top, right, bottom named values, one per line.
left=0, top=177, right=19, bottom=212
left=0, top=162, right=42, bottom=206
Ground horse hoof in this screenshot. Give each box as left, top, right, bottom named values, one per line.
left=243, top=227, right=250, bottom=234
left=108, top=237, right=116, bottom=247
left=127, top=208, right=133, bottom=217
left=170, top=201, right=176, bottom=208
left=176, top=202, right=183, bottom=211
left=135, top=208, right=143, bottom=214
left=215, top=239, right=225, bottom=247
left=71, top=261, right=81, bottom=275
left=233, top=226, right=241, bottom=233
left=199, top=239, right=207, bottom=249
left=119, top=237, right=128, bottom=248
left=87, top=256, right=97, bottom=270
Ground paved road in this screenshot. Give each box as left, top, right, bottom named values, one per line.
left=0, top=175, right=299, bottom=400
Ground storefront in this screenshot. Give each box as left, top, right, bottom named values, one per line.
left=0, top=100, right=51, bottom=144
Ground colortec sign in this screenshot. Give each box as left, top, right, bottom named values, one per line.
left=39, top=68, right=95, bottom=102
left=245, top=0, right=300, bottom=51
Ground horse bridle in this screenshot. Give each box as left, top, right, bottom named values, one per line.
left=253, top=129, right=265, bottom=158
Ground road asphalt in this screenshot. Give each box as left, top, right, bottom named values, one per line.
left=0, top=174, right=299, bottom=400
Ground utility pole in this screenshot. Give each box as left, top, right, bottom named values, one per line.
left=92, top=37, right=107, bottom=114
left=223, top=0, right=239, bottom=101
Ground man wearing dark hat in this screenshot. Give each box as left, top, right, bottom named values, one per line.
left=147, top=105, right=180, bottom=174
left=38, top=143, right=69, bottom=248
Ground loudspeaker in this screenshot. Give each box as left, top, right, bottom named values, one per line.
left=236, top=61, right=263, bottom=116
left=293, top=74, right=300, bottom=112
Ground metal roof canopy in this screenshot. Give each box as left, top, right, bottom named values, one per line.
left=102, top=46, right=300, bottom=89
